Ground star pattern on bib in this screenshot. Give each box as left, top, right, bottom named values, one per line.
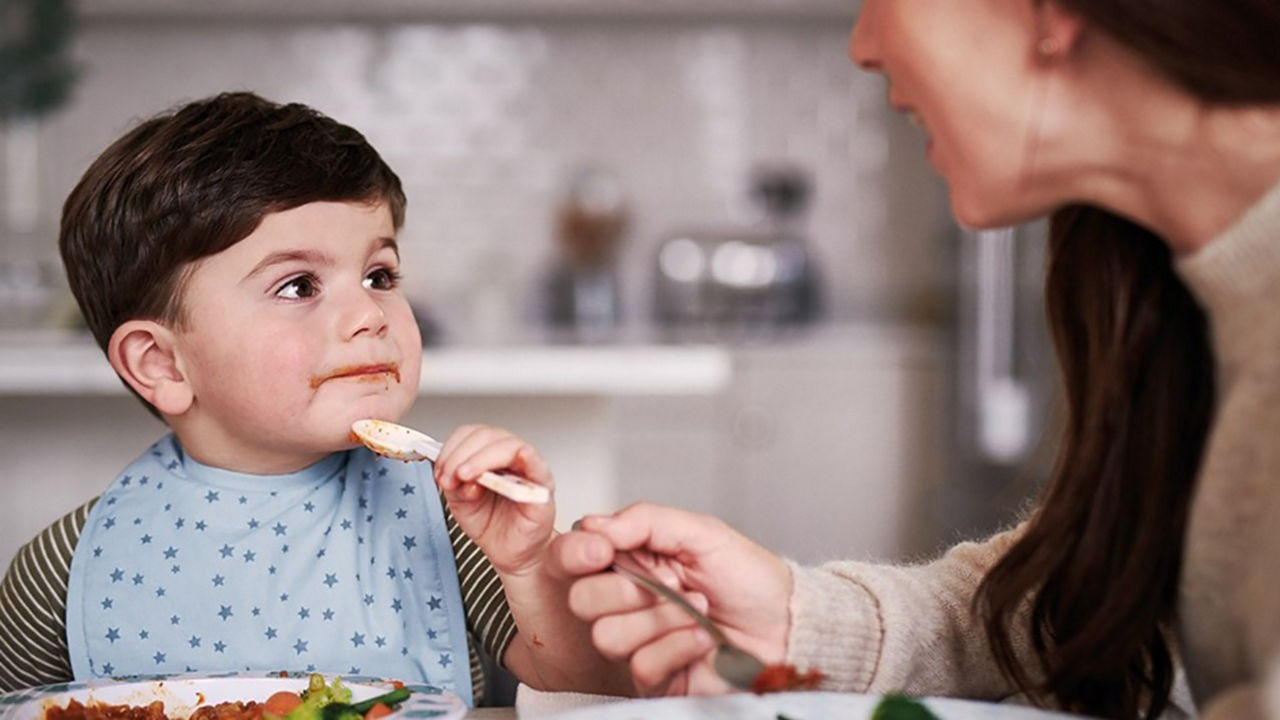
left=77, top=439, right=467, bottom=694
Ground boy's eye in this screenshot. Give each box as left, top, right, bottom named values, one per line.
left=276, top=274, right=319, bottom=300
left=363, top=267, right=402, bottom=291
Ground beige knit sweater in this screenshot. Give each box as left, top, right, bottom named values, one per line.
left=785, top=181, right=1280, bottom=719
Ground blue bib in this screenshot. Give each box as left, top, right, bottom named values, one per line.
left=66, top=435, right=474, bottom=706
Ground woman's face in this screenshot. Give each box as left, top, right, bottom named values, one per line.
left=850, top=0, right=1057, bottom=227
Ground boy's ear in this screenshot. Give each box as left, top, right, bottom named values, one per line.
left=108, top=320, right=194, bottom=416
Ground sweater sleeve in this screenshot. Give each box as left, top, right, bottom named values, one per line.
left=786, top=524, right=1030, bottom=699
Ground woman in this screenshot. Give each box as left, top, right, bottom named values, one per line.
left=549, top=1, right=1280, bottom=718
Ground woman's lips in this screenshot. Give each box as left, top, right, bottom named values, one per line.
left=309, top=363, right=401, bottom=389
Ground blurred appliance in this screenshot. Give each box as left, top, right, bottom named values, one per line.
left=652, top=166, right=822, bottom=335
left=543, top=167, right=628, bottom=332
left=945, top=221, right=1057, bottom=539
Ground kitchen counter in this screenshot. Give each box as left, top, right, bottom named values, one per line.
left=0, top=330, right=731, bottom=397
left=0, top=330, right=731, bottom=567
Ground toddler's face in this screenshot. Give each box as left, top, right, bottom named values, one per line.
left=171, top=200, right=422, bottom=472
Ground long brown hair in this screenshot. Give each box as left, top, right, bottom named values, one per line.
left=975, top=1, right=1280, bottom=717
left=979, top=207, right=1214, bottom=718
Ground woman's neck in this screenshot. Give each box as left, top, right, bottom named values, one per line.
left=1036, top=38, right=1280, bottom=254
left=1102, top=105, right=1280, bottom=255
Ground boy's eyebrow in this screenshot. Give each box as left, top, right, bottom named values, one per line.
left=241, top=237, right=400, bottom=284
left=377, top=237, right=400, bottom=258
left=241, top=249, right=330, bottom=284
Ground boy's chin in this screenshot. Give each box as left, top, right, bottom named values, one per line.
left=332, top=393, right=413, bottom=425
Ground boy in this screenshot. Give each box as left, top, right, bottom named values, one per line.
left=0, top=92, right=629, bottom=703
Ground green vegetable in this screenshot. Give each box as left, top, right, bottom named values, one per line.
left=272, top=675, right=411, bottom=720
left=871, top=694, right=940, bottom=720
left=350, top=688, right=411, bottom=714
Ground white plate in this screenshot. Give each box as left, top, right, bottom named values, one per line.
left=540, top=691, right=1087, bottom=719
left=0, top=671, right=467, bottom=720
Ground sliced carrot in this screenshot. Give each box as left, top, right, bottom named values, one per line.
left=364, top=702, right=395, bottom=720
left=263, top=690, right=304, bottom=716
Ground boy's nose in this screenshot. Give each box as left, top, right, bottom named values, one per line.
left=344, top=292, right=390, bottom=339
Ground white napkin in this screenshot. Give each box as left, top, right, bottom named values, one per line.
left=514, top=684, right=628, bottom=718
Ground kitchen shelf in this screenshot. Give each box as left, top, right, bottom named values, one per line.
left=79, top=0, right=857, bottom=23
left=0, top=331, right=731, bottom=397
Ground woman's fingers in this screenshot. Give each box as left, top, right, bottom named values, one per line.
left=548, top=530, right=617, bottom=578
left=567, top=571, right=656, bottom=620
left=628, top=625, right=719, bottom=697
left=577, top=502, right=733, bottom=558
left=590, top=592, right=710, bottom=661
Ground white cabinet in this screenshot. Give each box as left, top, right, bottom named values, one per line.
left=0, top=334, right=730, bottom=568
left=615, top=326, right=947, bottom=565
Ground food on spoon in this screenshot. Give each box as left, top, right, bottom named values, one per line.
left=749, top=663, right=825, bottom=693
left=350, top=419, right=551, bottom=504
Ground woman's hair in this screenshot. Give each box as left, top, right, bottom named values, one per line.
left=979, top=208, right=1215, bottom=719
left=976, top=1, right=1280, bottom=717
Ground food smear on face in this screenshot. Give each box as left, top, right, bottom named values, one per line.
left=749, top=663, right=825, bottom=694
left=310, top=363, right=400, bottom=389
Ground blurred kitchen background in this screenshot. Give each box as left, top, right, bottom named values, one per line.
left=0, top=0, right=1058, bottom=570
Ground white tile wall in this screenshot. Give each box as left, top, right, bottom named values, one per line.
left=12, top=16, right=951, bottom=335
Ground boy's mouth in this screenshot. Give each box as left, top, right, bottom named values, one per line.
left=310, top=363, right=401, bottom=389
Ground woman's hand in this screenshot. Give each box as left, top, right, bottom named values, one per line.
left=433, top=424, right=555, bottom=577
left=549, top=503, right=793, bottom=697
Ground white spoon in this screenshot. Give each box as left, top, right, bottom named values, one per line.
left=350, top=419, right=551, bottom=505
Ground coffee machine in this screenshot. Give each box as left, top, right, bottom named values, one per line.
left=653, top=166, right=822, bottom=336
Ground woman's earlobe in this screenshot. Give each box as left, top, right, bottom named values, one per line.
left=1034, top=2, right=1086, bottom=63
left=108, top=320, right=194, bottom=416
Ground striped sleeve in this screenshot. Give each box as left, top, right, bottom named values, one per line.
left=441, top=499, right=519, bottom=669
left=0, top=499, right=96, bottom=692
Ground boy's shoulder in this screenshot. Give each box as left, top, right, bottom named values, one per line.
left=1, top=495, right=98, bottom=628
left=10, top=497, right=99, bottom=568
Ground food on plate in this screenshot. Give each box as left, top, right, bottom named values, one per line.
left=42, top=675, right=411, bottom=720
left=870, top=694, right=940, bottom=720
left=749, top=663, right=825, bottom=694
left=46, top=699, right=171, bottom=720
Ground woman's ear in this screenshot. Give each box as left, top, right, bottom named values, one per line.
left=1033, top=1, right=1087, bottom=63
left=108, top=320, right=194, bottom=417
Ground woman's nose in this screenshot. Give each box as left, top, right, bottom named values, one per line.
left=848, top=3, right=883, bottom=72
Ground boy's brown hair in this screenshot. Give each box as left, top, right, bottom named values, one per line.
left=60, top=91, right=407, bottom=356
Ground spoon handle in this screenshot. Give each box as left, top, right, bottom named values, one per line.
left=610, top=552, right=728, bottom=646
left=411, top=435, right=443, bottom=462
